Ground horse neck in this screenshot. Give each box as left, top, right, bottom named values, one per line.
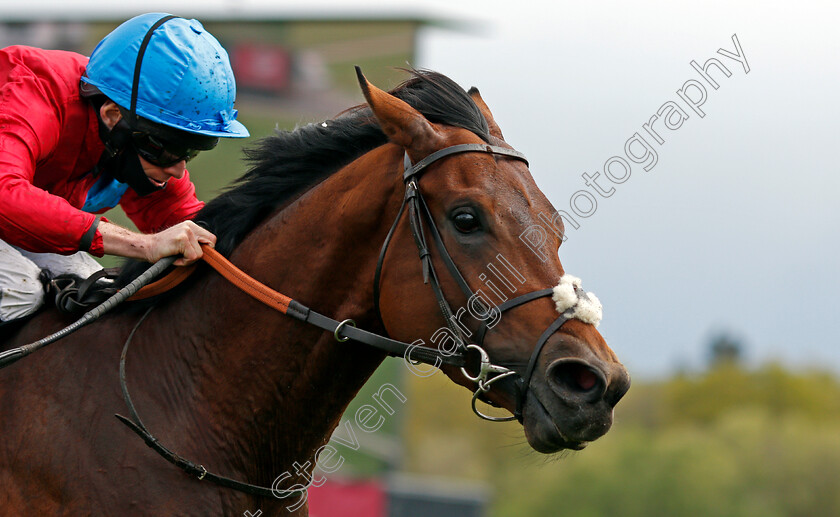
left=152, top=144, right=406, bottom=485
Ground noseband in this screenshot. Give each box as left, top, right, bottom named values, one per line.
left=374, top=143, right=590, bottom=422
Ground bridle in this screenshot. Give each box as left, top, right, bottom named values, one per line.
left=114, top=142, right=572, bottom=498
left=0, top=140, right=588, bottom=499
left=375, top=142, right=583, bottom=422
left=108, top=141, right=588, bottom=497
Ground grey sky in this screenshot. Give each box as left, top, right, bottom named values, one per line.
left=415, top=0, right=839, bottom=376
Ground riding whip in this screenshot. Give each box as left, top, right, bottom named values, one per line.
left=0, top=256, right=177, bottom=369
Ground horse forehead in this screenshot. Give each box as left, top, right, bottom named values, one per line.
left=444, top=148, right=553, bottom=223
left=425, top=129, right=555, bottom=223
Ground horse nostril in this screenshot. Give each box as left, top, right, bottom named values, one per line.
left=572, top=366, right=598, bottom=390
left=547, top=359, right=607, bottom=403
left=605, top=368, right=631, bottom=407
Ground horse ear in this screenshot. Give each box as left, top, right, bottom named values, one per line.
left=468, top=87, right=504, bottom=140
left=355, top=67, right=443, bottom=158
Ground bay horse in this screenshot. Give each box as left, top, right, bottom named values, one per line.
left=0, top=69, right=630, bottom=515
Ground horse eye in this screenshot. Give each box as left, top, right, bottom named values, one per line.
left=452, top=209, right=481, bottom=234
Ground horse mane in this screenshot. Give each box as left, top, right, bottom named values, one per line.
left=116, top=69, right=490, bottom=288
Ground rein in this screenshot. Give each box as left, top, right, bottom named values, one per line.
left=115, top=238, right=478, bottom=499
left=134, top=245, right=466, bottom=368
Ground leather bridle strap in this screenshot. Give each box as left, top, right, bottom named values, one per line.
left=466, top=287, right=569, bottom=420
left=404, top=179, right=470, bottom=351
left=291, top=302, right=459, bottom=367
left=514, top=312, right=571, bottom=420
left=396, top=144, right=585, bottom=422
left=401, top=143, right=528, bottom=181
left=372, top=143, right=528, bottom=352
left=372, top=193, right=408, bottom=319
left=473, top=288, right=555, bottom=348
left=116, top=307, right=311, bottom=499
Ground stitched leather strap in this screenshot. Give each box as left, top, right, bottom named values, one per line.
left=130, top=263, right=197, bottom=300
left=116, top=307, right=310, bottom=499
left=402, top=143, right=528, bottom=182
left=291, top=302, right=463, bottom=367
left=202, top=247, right=294, bottom=313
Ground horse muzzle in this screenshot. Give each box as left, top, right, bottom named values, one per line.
left=522, top=347, right=631, bottom=453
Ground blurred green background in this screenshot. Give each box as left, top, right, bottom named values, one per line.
left=399, top=343, right=840, bottom=517
left=313, top=334, right=840, bottom=516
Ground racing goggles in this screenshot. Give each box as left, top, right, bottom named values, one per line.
left=119, top=107, right=221, bottom=168
left=131, top=131, right=218, bottom=168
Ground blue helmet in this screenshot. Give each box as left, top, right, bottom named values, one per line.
left=81, top=13, right=249, bottom=138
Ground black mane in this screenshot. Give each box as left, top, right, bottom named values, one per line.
left=118, top=69, right=489, bottom=286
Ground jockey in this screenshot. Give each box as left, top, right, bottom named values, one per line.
left=0, top=13, right=249, bottom=324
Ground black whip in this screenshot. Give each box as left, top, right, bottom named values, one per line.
left=0, top=256, right=176, bottom=369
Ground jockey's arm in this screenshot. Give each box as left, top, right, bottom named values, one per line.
left=99, top=219, right=216, bottom=266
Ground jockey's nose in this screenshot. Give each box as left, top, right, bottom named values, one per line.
left=162, top=160, right=187, bottom=179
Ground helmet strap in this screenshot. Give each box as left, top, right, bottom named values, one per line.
left=129, top=15, right=180, bottom=129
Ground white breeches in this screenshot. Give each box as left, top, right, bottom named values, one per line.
left=0, top=240, right=102, bottom=322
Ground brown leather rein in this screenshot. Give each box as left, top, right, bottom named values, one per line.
left=129, top=244, right=461, bottom=368
left=130, top=245, right=293, bottom=315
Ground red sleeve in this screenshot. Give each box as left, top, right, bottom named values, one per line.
left=119, top=169, right=204, bottom=233
left=0, top=50, right=99, bottom=255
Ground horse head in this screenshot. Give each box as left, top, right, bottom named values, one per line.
left=358, top=70, right=630, bottom=452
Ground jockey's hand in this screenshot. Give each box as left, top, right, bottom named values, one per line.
left=99, top=220, right=216, bottom=266
left=147, top=221, right=216, bottom=266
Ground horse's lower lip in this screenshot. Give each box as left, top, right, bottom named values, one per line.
left=560, top=433, right=588, bottom=450
left=526, top=392, right=584, bottom=452
left=550, top=422, right=588, bottom=450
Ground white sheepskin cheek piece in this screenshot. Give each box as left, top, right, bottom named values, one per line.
left=552, top=274, right=603, bottom=327
left=552, top=275, right=580, bottom=313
